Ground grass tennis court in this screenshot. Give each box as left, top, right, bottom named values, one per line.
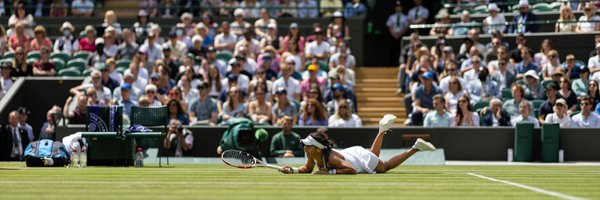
left=1, top=163, right=599, bottom=200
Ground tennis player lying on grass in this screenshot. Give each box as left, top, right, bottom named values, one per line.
left=281, top=114, right=436, bottom=174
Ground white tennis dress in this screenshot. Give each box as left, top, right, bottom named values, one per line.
left=335, top=146, right=380, bottom=174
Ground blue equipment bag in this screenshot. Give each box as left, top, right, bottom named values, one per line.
left=24, top=139, right=69, bottom=167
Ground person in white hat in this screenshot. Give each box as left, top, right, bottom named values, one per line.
left=280, top=114, right=437, bottom=174
left=451, top=10, right=476, bottom=36
left=53, top=22, right=80, bottom=54
left=482, top=3, right=506, bottom=34
left=254, top=8, right=277, bottom=38
left=545, top=98, right=574, bottom=127
left=508, top=0, right=540, bottom=33
left=231, top=8, right=252, bottom=37
left=523, top=70, right=544, bottom=99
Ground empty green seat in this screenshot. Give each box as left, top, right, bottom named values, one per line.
left=473, top=100, right=490, bottom=112
left=26, top=51, right=41, bottom=61
left=216, top=51, right=233, bottom=63
left=501, top=88, right=513, bottom=100
left=67, top=58, right=87, bottom=71
left=58, top=67, right=82, bottom=77
left=83, top=68, right=95, bottom=76
left=116, top=59, right=132, bottom=69
left=51, top=58, right=66, bottom=71
left=2, top=51, right=16, bottom=60
left=73, top=51, right=92, bottom=60
left=50, top=52, right=71, bottom=63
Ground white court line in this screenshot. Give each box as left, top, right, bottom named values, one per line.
left=467, top=173, right=587, bottom=200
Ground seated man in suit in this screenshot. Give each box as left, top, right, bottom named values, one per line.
left=480, top=98, right=511, bottom=127
left=1, top=111, right=31, bottom=161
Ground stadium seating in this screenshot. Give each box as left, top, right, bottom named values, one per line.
left=2, top=51, right=15, bottom=60
left=52, top=59, right=66, bottom=71
left=26, top=51, right=41, bottom=61
left=66, top=59, right=87, bottom=72
left=73, top=51, right=92, bottom=61
left=58, top=67, right=82, bottom=77
left=50, top=52, right=71, bottom=64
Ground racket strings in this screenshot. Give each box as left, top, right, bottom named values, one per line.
left=223, top=150, right=256, bottom=167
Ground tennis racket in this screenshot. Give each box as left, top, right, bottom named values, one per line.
left=221, top=149, right=285, bottom=171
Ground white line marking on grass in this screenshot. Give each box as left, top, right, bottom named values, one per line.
left=467, top=173, right=587, bottom=200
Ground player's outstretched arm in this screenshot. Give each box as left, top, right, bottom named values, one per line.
left=281, top=158, right=315, bottom=174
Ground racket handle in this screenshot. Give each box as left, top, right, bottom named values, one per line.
left=267, top=165, right=284, bottom=171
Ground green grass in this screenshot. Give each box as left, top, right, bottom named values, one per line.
left=0, top=163, right=599, bottom=200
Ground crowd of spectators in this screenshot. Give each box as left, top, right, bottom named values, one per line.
left=0, top=0, right=370, bottom=134
left=397, top=0, right=600, bottom=128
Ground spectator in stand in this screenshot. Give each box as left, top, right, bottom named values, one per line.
left=328, top=99, right=361, bottom=127
left=230, top=9, right=251, bottom=38
left=515, top=48, right=539, bottom=79
left=564, top=55, right=583, bottom=81
left=259, top=24, right=281, bottom=50
left=32, top=0, right=51, bottom=17
left=248, top=87, right=272, bottom=124
left=491, top=57, right=516, bottom=91
left=50, top=0, right=68, bottom=17
left=163, top=119, right=193, bottom=157
left=16, top=107, right=34, bottom=142
left=461, top=54, right=483, bottom=82
left=200, top=46, right=227, bottom=78
left=320, top=0, right=342, bottom=17
left=8, top=2, right=34, bottom=37
left=504, top=84, right=532, bottom=118
left=0, top=63, right=12, bottom=93
left=510, top=99, right=540, bottom=128
left=134, top=10, right=154, bottom=44
left=220, top=85, right=248, bottom=123
left=444, top=76, right=466, bottom=115
left=301, top=64, right=326, bottom=100
left=454, top=95, right=479, bottom=127
left=282, top=43, right=305, bottom=74
left=241, top=0, right=261, bottom=18
left=11, top=47, right=32, bottom=77
left=32, top=47, right=56, bottom=77
left=30, top=26, right=53, bottom=51
left=117, top=29, right=138, bottom=60
left=71, top=0, right=94, bottom=17
left=40, top=107, right=62, bottom=141
left=206, top=66, right=225, bottom=99
left=278, top=0, right=296, bottom=18
left=160, top=0, right=177, bottom=18
left=387, top=1, right=409, bottom=52
left=63, top=94, right=87, bottom=124
left=429, top=11, right=451, bottom=36
left=508, top=0, right=539, bottom=33
left=100, top=10, right=123, bottom=35
left=588, top=80, right=600, bottom=106
left=178, top=0, right=200, bottom=17
left=452, top=10, right=476, bottom=36
left=545, top=98, right=573, bottom=127
left=273, top=63, right=301, bottom=101
left=115, top=83, right=137, bottom=117
left=139, top=0, right=158, bottom=17
left=480, top=98, right=511, bottom=127
left=249, top=69, right=273, bottom=101
left=325, top=83, right=354, bottom=116
left=145, top=84, right=163, bottom=106
left=0, top=25, right=6, bottom=55
left=167, top=98, right=189, bottom=125
left=408, top=71, right=441, bottom=126
left=344, top=0, right=367, bottom=17
left=254, top=9, right=277, bottom=39
left=272, top=87, right=298, bottom=125
left=140, top=33, right=163, bottom=65
left=70, top=70, right=112, bottom=104
left=482, top=3, right=506, bottom=34
left=189, top=82, right=218, bottom=125
left=588, top=43, right=600, bottom=81
left=459, top=29, right=484, bottom=57
left=573, top=66, right=590, bottom=97
left=559, top=77, right=579, bottom=113
left=270, top=116, right=304, bottom=157
left=576, top=3, right=600, bottom=33
left=572, top=96, right=600, bottom=127
left=8, top=22, right=30, bottom=52
left=541, top=50, right=562, bottom=80
left=509, top=33, right=527, bottom=65
left=214, top=21, right=237, bottom=54
left=298, top=0, right=319, bottom=18
left=522, top=70, right=544, bottom=100
left=532, top=39, right=553, bottom=68
left=408, top=0, right=429, bottom=35
left=305, top=28, right=330, bottom=61
left=539, top=82, right=560, bottom=124
left=328, top=11, right=350, bottom=42
left=423, top=94, right=453, bottom=127
left=53, top=22, right=79, bottom=55
left=224, top=61, right=250, bottom=93
left=1, top=111, right=29, bottom=161
left=299, top=98, right=328, bottom=126
left=556, top=5, right=577, bottom=32
left=80, top=25, right=96, bottom=52
left=219, top=0, right=239, bottom=17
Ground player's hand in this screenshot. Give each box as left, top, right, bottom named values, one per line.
left=281, top=166, right=293, bottom=174
left=313, top=169, right=328, bottom=175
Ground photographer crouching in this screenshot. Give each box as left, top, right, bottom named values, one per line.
left=163, top=119, right=194, bottom=157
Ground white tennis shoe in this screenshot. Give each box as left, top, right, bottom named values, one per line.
left=379, top=114, right=397, bottom=134
left=412, top=138, right=436, bottom=151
